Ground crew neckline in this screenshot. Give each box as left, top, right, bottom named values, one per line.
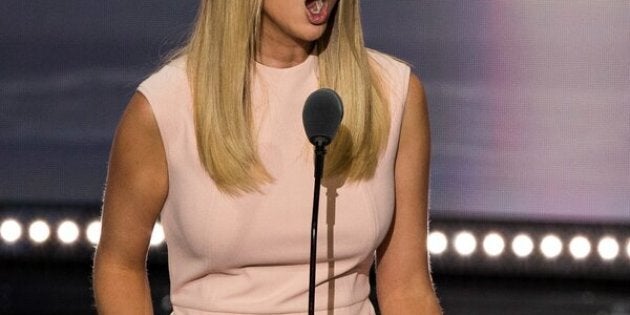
left=254, top=53, right=317, bottom=73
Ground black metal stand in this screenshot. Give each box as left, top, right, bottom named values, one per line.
left=308, top=141, right=326, bottom=315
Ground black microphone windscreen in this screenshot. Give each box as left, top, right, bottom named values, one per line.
left=302, top=88, right=344, bottom=146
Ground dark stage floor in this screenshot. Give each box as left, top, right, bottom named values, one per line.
left=1, top=258, right=629, bottom=315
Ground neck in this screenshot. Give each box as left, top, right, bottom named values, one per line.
left=257, top=21, right=314, bottom=68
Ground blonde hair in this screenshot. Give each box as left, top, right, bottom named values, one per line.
left=185, top=0, right=389, bottom=194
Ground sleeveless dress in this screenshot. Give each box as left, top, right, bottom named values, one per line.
left=137, top=50, right=410, bottom=315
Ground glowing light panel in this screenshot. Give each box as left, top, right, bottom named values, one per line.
left=454, top=231, right=476, bottom=256
left=569, top=236, right=591, bottom=260
left=28, top=220, right=51, bottom=244
left=512, top=234, right=534, bottom=258
left=1, top=219, right=22, bottom=243
left=597, top=237, right=619, bottom=261
left=540, top=234, right=563, bottom=259
left=86, top=221, right=101, bottom=245
left=57, top=221, right=80, bottom=244
left=428, top=231, right=448, bottom=255
left=482, top=233, right=505, bottom=257
left=150, top=223, right=165, bottom=247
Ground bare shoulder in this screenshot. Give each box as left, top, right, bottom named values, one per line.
left=405, top=73, right=427, bottom=115
left=109, top=92, right=167, bottom=184
left=394, top=72, right=429, bottom=215
left=106, top=90, right=167, bottom=218
left=119, top=92, right=162, bottom=138
left=96, top=92, right=167, bottom=267
left=398, top=72, right=429, bottom=157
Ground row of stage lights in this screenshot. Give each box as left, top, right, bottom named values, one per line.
left=2, top=218, right=630, bottom=263
left=0, top=219, right=165, bottom=247
left=428, top=230, right=630, bottom=261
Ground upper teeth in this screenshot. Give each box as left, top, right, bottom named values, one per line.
left=311, top=0, right=324, bottom=14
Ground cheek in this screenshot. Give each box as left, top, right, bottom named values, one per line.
left=263, top=0, right=304, bottom=19
left=262, top=1, right=308, bottom=31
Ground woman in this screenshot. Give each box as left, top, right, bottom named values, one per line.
left=93, top=0, right=441, bottom=314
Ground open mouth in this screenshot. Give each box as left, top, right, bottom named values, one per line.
left=305, top=0, right=329, bottom=25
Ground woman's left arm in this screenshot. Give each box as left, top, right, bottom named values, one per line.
left=376, top=73, right=442, bottom=314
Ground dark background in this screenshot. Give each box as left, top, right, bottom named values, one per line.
left=3, top=1, right=628, bottom=224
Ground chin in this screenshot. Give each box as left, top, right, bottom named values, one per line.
left=299, top=27, right=328, bottom=43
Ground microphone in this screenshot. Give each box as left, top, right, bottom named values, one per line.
left=302, top=88, right=343, bottom=315
left=303, top=88, right=344, bottom=148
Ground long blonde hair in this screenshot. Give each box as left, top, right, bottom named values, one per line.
left=185, top=0, right=389, bottom=194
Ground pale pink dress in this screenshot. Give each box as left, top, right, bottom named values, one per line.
left=137, top=50, right=410, bottom=315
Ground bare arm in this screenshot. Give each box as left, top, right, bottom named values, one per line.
left=376, top=74, right=442, bottom=314
left=93, top=92, right=168, bottom=314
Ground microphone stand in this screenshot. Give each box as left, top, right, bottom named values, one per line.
left=308, top=137, right=327, bottom=315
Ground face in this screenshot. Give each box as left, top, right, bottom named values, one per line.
left=261, top=0, right=340, bottom=45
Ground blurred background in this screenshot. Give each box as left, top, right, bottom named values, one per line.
left=1, top=0, right=628, bottom=314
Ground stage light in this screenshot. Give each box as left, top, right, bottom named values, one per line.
left=28, top=220, right=51, bottom=244
left=86, top=221, right=101, bottom=245
left=540, top=234, right=563, bottom=259
left=57, top=221, right=80, bottom=244
left=428, top=231, right=448, bottom=255
left=569, top=236, right=591, bottom=260
left=150, top=223, right=165, bottom=247
left=482, top=233, right=505, bottom=257
left=1, top=219, right=22, bottom=243
left=453, top=231, right=476, bottom=256
left=511, top=234, right=534, bottom=258
left=597, top=236, right=619, bottom=261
